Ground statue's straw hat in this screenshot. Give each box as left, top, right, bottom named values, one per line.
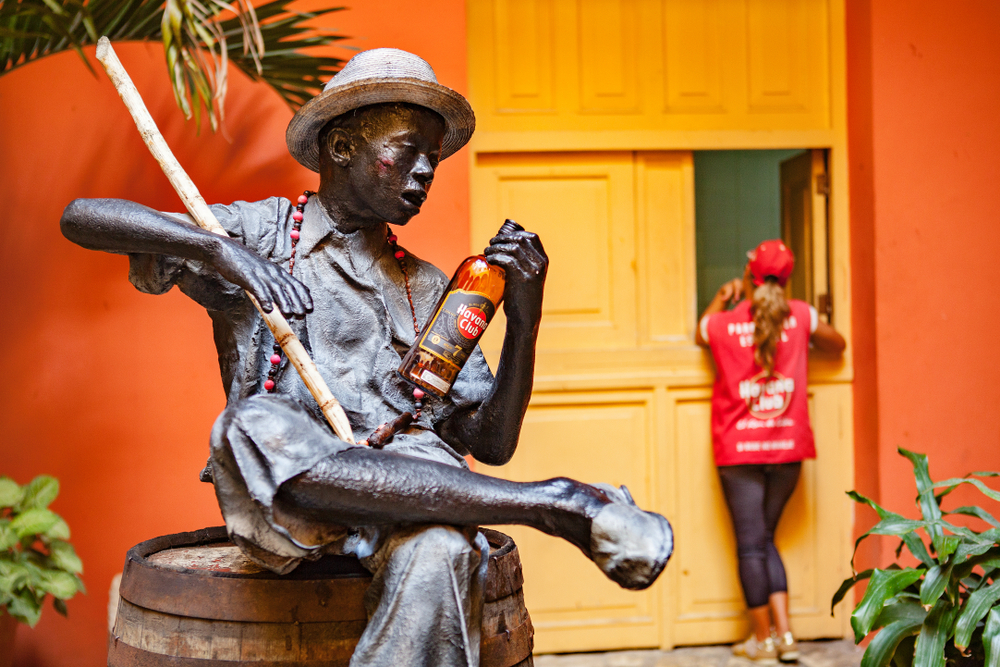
left=286, top=48, right=476, bottom=172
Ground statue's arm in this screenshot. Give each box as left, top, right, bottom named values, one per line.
left=60, top=198, right=312, bottom=316
left=437, top=230, right=547, bottom=466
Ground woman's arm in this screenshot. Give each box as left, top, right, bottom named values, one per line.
left=695, top=279, right=743, bottom=347
left=811, top=320, right=846, bottom=355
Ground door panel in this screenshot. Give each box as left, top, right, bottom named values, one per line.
left=485, top=392, right=661, bottom=653
left=472, top=152, right=637, bottom=353
left=493, top=0, right=556, bottom=111
left=636, top=152, right=697, bottom=344
left=578, top=0, right=641, bottom=113
left=468, top=0, right=833, bottom=137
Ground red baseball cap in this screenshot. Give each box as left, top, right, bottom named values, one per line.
left=747, top=240, right=795, bottom=287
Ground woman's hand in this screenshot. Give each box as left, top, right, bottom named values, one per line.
left=713, top=279, right=744, bottom=308
left=695, top=277, right=744, bottom=347
left=211, top=237, right=313, bottom=317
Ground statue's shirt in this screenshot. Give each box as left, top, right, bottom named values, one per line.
left=127, top=196, right=494, bottom=468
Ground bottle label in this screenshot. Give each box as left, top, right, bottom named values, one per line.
left=419, top=289, right=497, bottom=369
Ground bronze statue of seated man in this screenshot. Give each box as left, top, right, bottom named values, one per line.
left=61, top=48, right=673, bottom=667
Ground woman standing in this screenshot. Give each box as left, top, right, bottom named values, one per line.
left=695, top=240, right=845, bottom=663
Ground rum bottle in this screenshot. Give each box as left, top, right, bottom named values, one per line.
left=398, top=219, right=524, bottom=397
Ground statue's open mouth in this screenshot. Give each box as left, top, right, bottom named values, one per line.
left=401, top=191, right=426, bottom=208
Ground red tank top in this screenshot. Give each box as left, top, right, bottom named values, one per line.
left=705, top=299, right=815, bottom=466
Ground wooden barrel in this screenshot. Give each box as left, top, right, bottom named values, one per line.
left=108, top=526, right=533, bottom=667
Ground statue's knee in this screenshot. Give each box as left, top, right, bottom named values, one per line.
left=406, top=526, right=476, bottom=566
left=210, top=394, right=304, bottom=455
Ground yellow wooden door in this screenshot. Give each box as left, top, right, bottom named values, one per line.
left=473, top=151, right=695, bottom=653
left=467, top=0, right=854, bottom=653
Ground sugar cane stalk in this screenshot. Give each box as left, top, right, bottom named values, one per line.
left=94, top=37, right=356, bottom=444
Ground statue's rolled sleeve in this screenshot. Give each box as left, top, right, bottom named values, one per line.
left=126, top=197, right=293, bottom=311
left=437, top=345, right=494, bottom=420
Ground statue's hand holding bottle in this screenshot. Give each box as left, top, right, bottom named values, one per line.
left=483, top=223, right=548, bottom=328
left=399, top=220, right=547, bottom=398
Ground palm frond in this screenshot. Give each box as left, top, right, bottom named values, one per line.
left=0, top=0, right=347, bottom=130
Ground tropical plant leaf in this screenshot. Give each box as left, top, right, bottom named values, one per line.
left=892, top=635, right=917, bottom=667
left=913, top=599, right=959, bottom=667
left=0, top=478, right=22, bottom=507
left=853, top=568, right=926, bottom=643
left=45, top=517, right=70, bottom=540
left=933, top=535, right=961, bottom=563
left=904, top=533, right=936, bottom=568
left=36, top=570, right=80, bottom=599
left=47, top=540, right=83, bottom=574
left=946, top=506, right=1000, bottom=529
left=862, top=619, right=925, bottom=667
left=0, top=524, right=18, bottom=551
left=18, top=475, right=59, bottom=511
left=933, top=478, right=1000, bottom=504
left=954, top=549, right=1000, bottom=582
left=0, top=0, right=346, bottom=132
left=53, top=596, right=68, bottom=616
left=939, top=472, right=1000, bottom=506
left=6, top=589, right=43, bottom=627
left=833, top=569, right=874, bottom=615
left=899, top=448, right=944, bottom=543
left=956, top=580, right=1000, bottom=649
left=10, top=508, right=59, bottom=538
left=878, top=599, right=931, bottom=627
left=921, top=562, right=955, bottom=607
left=847, top=490, right=935, bottom=568
left=0, top=558, right=32, bottom=593
left=984, top=607, right=1000, bottom=667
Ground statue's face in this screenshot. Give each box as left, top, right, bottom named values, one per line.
left=342, top=105, right=446, bottom=226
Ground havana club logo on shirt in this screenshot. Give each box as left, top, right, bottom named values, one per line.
left=739, top=370, right=795, bottom=419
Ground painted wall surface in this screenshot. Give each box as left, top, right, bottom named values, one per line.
left=0, top=3, right=467, bottom=664
left=849, top=0, right=1000, bottom=569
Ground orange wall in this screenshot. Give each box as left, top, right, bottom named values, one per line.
left=846, top=0, right=882, bottom=572
left=0, top=3, right=466, bottom=664
left=848, top=0, right=1000, bottom=562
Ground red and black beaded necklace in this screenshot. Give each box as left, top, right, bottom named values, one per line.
left=265, top=191, right=426, bottom=418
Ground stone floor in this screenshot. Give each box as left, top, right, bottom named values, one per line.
left=534, top=640, right=864, bottom=667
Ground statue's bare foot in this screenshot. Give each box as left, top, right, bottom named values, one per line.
left=587, top=484, right=673, bottom=590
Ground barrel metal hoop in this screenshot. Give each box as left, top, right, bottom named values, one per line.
left=109, top=638, right=325, bottom=667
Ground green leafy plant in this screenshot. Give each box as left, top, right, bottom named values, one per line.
left=0, top=475, right=84, bottom=627
left=0, top=0, right=347, bottom=130
left=832, top=448, right=1000, bottom=667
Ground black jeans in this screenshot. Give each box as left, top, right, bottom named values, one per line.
left=717, top=462, right=801, bottom=608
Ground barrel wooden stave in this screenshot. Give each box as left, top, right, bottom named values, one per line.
left=110, top=527, right=533, bottom=667
left=481, top=589, right=534, bottom=667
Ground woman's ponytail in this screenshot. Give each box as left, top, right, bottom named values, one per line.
left=751, top=278, right=790, bottom=375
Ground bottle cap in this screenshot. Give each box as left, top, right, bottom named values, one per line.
left=497, top=219, right=524, bottom=235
